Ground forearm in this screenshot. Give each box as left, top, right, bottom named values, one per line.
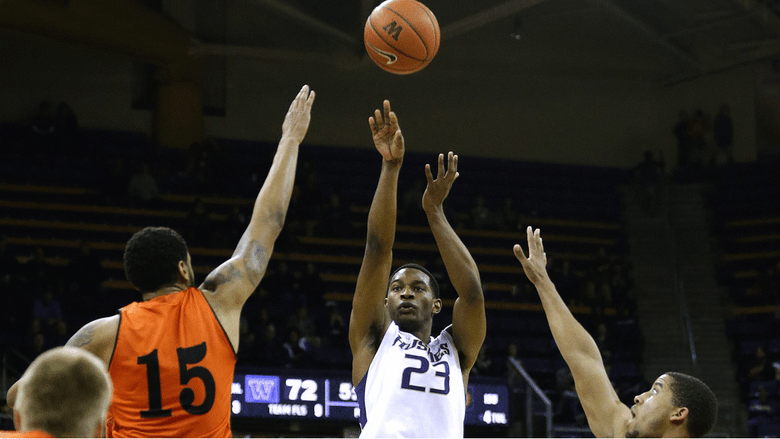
left=427, top=208, right=482, bottom=298
left=244, top=137, right=300, bottom=240
left=534, top=278, right=603, bottom=368
left=366, top=160, right=401, bottom=255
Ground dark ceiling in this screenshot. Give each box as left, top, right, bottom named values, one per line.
left=182, top=0, right=780, bottom=84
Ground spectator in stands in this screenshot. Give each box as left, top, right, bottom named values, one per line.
left=748, top=384, right=779, bottom=437
left=631, top=150, right=665, bottom=216
left=471, top=345, right=496, bottom=377
left=673, top=110, right=691, bottom=177
left=23, top=247, right=55, bottom=293
left=126, top=162, right=160, bottom=207
left=287, top=306, right=317, bottom=342
left=282, top=327, right=311, bottom=369
left=687, top=109, right=709, bottom=177
left=470, top=194, right=494, bottom=230
left=258, top=322, right=286, bottom=368
left=498, top=195, right=520, bottom=232
left=236, top=316, right=260, bottom=367
left=324, top=301, right=347, bottom=349
left=748, top=346, right=776, bottom=381
left=31, top=287, right=67, bottom=345
left=711, top=103, right=734, bottom=166
left=500, top=342, right=522, bottom=387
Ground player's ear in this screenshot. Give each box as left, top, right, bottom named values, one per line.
left=177, top=260, right=189, bottom=283
left=431, top=298, right=442, bottom=315
left=670, top=406, right=688, bottom=425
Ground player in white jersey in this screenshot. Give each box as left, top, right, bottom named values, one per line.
left=349, top=100, right=486, bottom=438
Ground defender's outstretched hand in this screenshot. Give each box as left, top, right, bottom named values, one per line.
left=422, top=151, right=459, bottom=212
left=513, top=226, right=551, bottom=285
left=282, top=85, right=315, bottom=143
left=369, top=100, right=404, bottom=163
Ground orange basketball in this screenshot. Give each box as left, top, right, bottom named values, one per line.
left=363, top=0, right=440, bottom=75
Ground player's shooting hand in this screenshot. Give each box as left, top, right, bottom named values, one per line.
left=282, top=85, right=315, bottom=143
left=513, top=227, right=551, bottom=285
left=369, top=100, right=404, bottom=163
left=422, top=151, right=458, bottom=213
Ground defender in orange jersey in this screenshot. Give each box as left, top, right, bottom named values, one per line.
left=7, top=85, right=315, bottom=438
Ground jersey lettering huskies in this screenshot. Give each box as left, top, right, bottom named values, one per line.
left=356, top=322, right=465, bottom=438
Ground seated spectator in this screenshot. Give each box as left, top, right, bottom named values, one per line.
left=32, top=287, right=67, bottom=346
left=287, top=306, right=317, bottom=342
left=471, top=345, right=496, bottom=377
left=236, top=316, right=260, bottom=367
left=497, top=195, right=520, bottom=231
left=282, top=327, right=311, bottom=369
left=470, top=194, right=494, bottom=230
left=324, top=301, right=347, bottom=349
left=126, top=162, right=160, bottom=207
left=257, top=323, right=286, bottom=368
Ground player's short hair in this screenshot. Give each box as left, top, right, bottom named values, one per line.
left=17, top=347, right=112, bottom=438
left=666, top=372, right=718, bottom=437
left=388, top=263, right=440, bottom=298
left=124, top=226, right=188, bottom=293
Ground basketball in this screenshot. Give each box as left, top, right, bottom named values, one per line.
left=363, top=0, right=440, bottom=75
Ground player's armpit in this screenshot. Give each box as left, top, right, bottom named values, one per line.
left=65, top=315, right=120, bottom=367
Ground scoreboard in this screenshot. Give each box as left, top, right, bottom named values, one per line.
left=230, top=372, right=509, bottom=426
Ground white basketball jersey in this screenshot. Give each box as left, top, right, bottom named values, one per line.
left=356, top=321, right=465, bottom=438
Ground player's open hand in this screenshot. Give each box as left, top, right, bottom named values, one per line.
left=513, top=227, right=551, bottom=285
left=369, top=100, right=404, bottom=163
left=282, top=85, right=315, bottom=143
left=422, top=151, right=458, bottom=213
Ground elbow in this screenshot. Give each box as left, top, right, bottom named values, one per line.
left=365, top=232, right=391, bottom=257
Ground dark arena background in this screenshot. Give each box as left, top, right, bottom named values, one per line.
left=1, top=0, right=780, bottom=437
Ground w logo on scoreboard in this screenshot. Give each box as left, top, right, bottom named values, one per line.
left=245, top=375, right=279, bottom=403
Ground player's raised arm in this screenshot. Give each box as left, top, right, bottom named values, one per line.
left=349, top=100, right=405, bottom=385
left=514, top=227, right=630, bottom=437
left=422, top=152, right=486, bottom=374
left=200, top=85, right=314, bottom=346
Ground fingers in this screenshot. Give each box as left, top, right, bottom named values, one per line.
left=383, top=100, right=391, bottom=121
left=424, top=163, right=434, bottom=184
left=447, top=152, right=458, bottom=181
left=437, top=153, right=445, bottom=178
left=513, top=243, right=527, bottom=263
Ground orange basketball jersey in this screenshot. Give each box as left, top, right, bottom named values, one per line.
left=107, top=287, right=236, bottom=438
left=0, top=430, right=54, bottom=438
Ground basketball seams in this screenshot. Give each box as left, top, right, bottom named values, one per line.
left=418, top=5, right=440, bottom=56
left=364, top=0, right=439, bottom=74
left=381, top=4, right=431, bottom=61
